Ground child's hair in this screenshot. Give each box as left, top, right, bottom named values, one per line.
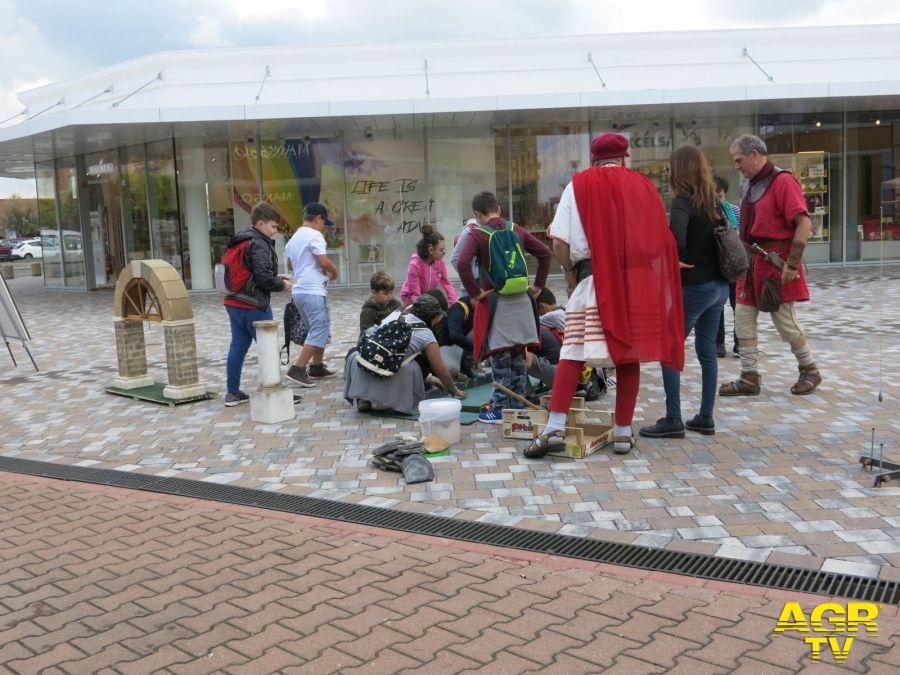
left=536, top=288, right=556, bottom=305
left=416, top=225, right=444, bottom=260
left=369, top=271, right=394, bottom=292
left=422, top=288, right=449, bottom=312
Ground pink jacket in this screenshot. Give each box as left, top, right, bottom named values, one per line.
left=400, top=253, right=459, bottom=306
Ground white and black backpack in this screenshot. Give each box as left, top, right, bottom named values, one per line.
left=356, top=313, right=418, bottom=379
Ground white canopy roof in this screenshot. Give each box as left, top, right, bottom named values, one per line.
left=1, top=23, right=899, bottom=166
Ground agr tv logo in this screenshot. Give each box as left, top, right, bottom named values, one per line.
left=774, top=601, right=880, bottom=662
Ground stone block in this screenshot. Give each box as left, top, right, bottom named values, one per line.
left=251, top=387, right=296, bottom=424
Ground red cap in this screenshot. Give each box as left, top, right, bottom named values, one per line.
left=590, top=133, right=630, bottom=162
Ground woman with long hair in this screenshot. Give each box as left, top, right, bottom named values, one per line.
left=640, top=145, right=729, bottom=438
left=400, top=225, right=459, bottom=306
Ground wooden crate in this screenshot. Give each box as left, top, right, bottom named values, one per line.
left=501, top=397, right=587, bottom=440
left=504, top=402, right=614, bottom=459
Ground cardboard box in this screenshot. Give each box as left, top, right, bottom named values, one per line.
left=523, top=407, right=614, bottom=459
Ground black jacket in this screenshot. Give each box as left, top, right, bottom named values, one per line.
left=227, top=227, right=286, bottom=309
left=447, top=297, right=474, bottom=351
left=669, top=194, right=722, bottom=286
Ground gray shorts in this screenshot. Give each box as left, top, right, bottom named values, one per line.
left=293, top=293, right=331, bottom=348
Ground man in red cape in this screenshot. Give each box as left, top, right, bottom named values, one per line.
left=525, top=133, right=684, bottom=458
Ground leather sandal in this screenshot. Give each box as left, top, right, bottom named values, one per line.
left=791, top=365, right=822, bottom=395
left=524, top=430, right=566, bottom=459
left=719, top=372, right=761, bottom=396
left=613, top=435, right=636, bottom=455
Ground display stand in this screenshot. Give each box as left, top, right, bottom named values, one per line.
left=858, top=192, right=897, bottom=487
left=0, top=274, right=38, bottom=371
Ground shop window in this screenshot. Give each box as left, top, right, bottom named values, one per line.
left=343, top=129, right=427, bottom=285
left=55, top=157, right=84, bottom=287
left=760, top=113, right=843, bottom=263
left=504, top=124, right=589, bottom=274
left=175, top=139, right=230, bottom=290
left=260, top=136, right=346, bottom=281
left=847, top=111, right=900, bottom=262
left=35, top=162, right=62, bottom=287
left=120, top=144, right=151, bottom=263
left=84, top=151, right=124, bottom=287
left=427, top=127, right=507, bottom=279
left=147, top=140, right=182, bottom=275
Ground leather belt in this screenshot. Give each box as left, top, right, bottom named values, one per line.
left=573, top=259, right=592, bottom=283
left=752, top=238, right=790, bottom=250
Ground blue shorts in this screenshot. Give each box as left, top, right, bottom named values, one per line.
left=293, top=293, right=332, bottom=349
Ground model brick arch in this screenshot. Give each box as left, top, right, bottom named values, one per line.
left=113, top=259, right=194, bottom=322
left=111, top=260, right=206, bottom=400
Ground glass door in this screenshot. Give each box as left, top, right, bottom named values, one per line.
left=85, top=152, right=125, bottom=286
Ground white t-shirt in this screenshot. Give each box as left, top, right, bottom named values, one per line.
left=285, top=226, right=328, bottom=296
left=547, top=181, right=591, bottom=266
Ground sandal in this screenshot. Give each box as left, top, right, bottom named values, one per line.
left=613, top=435, right=636, bottom=455
left=524, top=430, right=566, bottom=459
left=719, top=372, right=761, bottom=397
left=791, top=365, right=822, bottom=395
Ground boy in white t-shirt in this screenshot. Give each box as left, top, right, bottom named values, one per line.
left=284, top=202, right=340, bottom=387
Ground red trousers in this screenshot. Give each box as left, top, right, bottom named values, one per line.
left=549, top=359, right=640, bottom=426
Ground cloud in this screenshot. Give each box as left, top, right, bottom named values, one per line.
left=189, top=15, right=229, bottom=48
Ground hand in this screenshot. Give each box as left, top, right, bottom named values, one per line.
left=277, top=274, right=292, bottom=280
left=327, top=269, right=338, bottom=281
left=282, top=277, right=296, bottom=289
left=781, top=265, right=800, bottom=284
left=529, top=285, right=541, bottom=298
left=473, top=289, right=493, bottom=302
left=452, top=388, right=468, bottom=399
left=678, top=262, right=695, bottom=270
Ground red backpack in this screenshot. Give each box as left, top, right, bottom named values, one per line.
left=216, top=240, right=252, bottom=294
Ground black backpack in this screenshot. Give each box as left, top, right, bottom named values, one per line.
left=280, top=302, right=309, bottom=365
left=355, top=315, right=416, bottom=379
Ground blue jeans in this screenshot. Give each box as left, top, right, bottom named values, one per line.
left=662, top=279, right=729, bottom=420
left=225, top=304, right=273, bottom=394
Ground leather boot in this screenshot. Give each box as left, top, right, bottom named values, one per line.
left=791, top=364, right=822, bottom=395
left=719, top=372, right=761, bottom=396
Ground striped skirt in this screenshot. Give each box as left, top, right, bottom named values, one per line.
left=559, top=276, right=612, bottom=367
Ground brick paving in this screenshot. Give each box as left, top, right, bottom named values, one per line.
left=2, top=471, right=899, bottom=673
left=1, top=266, right=899, bottom=577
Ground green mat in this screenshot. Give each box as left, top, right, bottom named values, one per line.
left=362, top=409, right=482, bottom=425
left=105, top=382, right=217, bottom=407
left=360, top=376, right=546, bottom=424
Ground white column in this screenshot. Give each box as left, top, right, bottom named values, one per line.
left=250, top=320, right=295, bottom=423
left=180, top=139, right=214, bottom=290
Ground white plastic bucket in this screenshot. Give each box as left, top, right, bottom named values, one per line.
left=418, top=398, right=462, bottom=446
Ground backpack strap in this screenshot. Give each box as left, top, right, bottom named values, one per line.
left=454, top=299, right=470, bottom=321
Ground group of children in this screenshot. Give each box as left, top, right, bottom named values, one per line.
left=224, top=191, right=583, bottom=426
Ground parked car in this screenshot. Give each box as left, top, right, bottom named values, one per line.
left=0, top=238, right=21, bottom=262
left=11, top=238, right=42, bottom=260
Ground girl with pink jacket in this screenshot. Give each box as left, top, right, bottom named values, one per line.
left=400, top=225, right=459, bottom=305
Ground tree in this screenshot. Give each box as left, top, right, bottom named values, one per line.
left=0, top=196, right=39, bottom=238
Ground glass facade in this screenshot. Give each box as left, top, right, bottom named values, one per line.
left=32, top=101, right=900, bottom=292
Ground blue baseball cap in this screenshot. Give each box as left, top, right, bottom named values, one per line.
left=303, top=202, right=334, bottom=228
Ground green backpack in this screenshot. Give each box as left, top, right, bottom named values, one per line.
left=477, top=220, right=529, bottom=296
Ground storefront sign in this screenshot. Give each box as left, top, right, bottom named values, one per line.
left=87, top=159, right=115, bottom=177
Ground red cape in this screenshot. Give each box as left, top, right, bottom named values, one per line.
left=572, top=166, right=685, bottom=370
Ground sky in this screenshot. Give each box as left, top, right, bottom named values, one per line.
left=1, top=0, right=899, bottom=197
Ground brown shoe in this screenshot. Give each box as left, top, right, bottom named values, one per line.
left=791, top=365, right=822, bottom=395
left=719, top=372, right=761, bottom=396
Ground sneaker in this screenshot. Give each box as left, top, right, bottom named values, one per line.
left=477, top=405, right=503, bottom=424
left=716, top=344, right=726, bottom=358
left=286, top=365, right=315, bottom=387
left=356, top=399, right=372, bottom=413
left=684, top=414, right=715, bottom=435
left=309, top=363, right=336, bottom=378
left=732, top=343, right=740, bottom=357
left=292, top=394, right=303, bottom=405
left=224, top=391, right=250, bottom=407
left=638, top=416, right=685, bottom=439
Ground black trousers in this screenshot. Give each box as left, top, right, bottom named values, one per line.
left=716, top=281, right=738, bottom=346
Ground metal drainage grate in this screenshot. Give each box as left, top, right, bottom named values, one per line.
left=1, top=454, right=897, bottom=606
